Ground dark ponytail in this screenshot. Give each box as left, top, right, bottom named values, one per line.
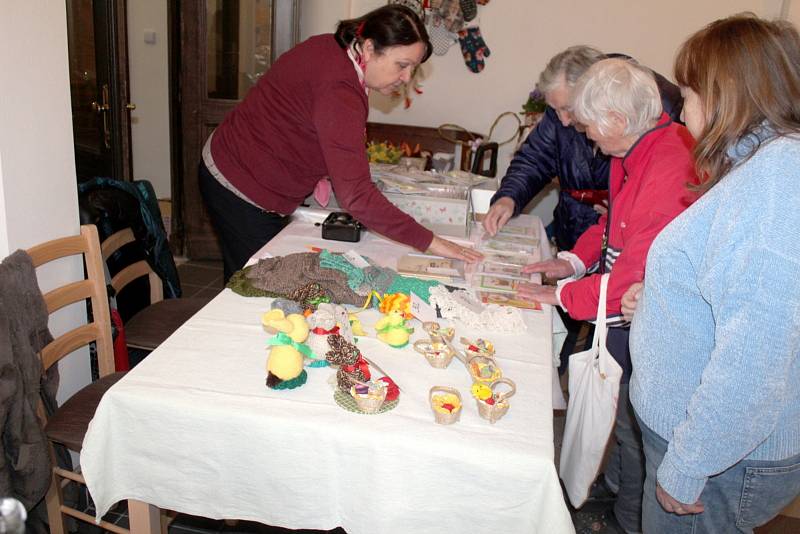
left=335, top=4, right=432, bottom=63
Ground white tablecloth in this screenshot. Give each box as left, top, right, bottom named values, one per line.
left=81, top=210, right=574, bottom=534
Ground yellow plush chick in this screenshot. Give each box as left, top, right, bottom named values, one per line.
left=262, top=310, right=310, bottom=389
left=262, top=309, right=292, bottom=333
left=375, top=309, right=414, bottom=348
left=285, top=313, right=309, bottom=343
left=349, top=313, right=367, bottom=337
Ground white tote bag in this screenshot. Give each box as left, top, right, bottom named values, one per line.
left=559, top=273, right=623, bottom=508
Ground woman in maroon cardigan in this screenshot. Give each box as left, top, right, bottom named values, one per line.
left=200, top=4, right=481, bottom=280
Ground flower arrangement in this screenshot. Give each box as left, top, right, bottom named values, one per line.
left=366, top=141, right=425, bottom=164
left=521, top=87, right=547, bottom=114
left=366, top=141, right=403, bottom=164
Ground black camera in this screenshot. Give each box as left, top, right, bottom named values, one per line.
left=321, top=212, right=362, bottom=242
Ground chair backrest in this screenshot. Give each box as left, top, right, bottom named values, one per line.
left=101, top=227, right=164, bottom=305
left=26, top=224, right=115, bottom=378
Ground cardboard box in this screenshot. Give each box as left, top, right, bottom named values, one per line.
left=383, top=191, right=472, bottom=238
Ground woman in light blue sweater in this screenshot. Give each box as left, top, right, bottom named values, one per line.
left=627, top=14, right=800, bottom=533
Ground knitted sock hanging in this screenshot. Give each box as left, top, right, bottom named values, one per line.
left=459, top=0, right=477, bottom=22
left=458, top=26, right=491, bottom=73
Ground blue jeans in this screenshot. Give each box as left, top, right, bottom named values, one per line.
left=638, top=416, right=800, bottom=533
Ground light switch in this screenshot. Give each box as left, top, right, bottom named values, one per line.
left=144, top=30, right=157, bottom=44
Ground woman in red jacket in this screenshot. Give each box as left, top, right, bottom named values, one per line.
left=200, top=4, right=481, bottom=280
left=522, top=58, right=698, bottom=533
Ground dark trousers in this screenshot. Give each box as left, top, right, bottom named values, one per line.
left=557, top=307, right=593, bottom=375
left=198, top=161, right=289, bottom=282
left=608, top=385, right=644, bottom=533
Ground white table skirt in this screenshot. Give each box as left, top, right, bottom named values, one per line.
left=80, top=210, right=574, bottom=534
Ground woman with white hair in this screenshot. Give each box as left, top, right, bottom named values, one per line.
left=522, top=58, right=698, bottom=533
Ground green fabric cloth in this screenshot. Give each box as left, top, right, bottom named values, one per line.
left=226, top=266, right=283, bottom=298
left=319, top=249, right=440, bottom=303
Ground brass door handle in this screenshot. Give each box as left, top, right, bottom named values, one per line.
left=91, top=84, right=112, bottom=149
left=126, top=103, right=136, bottom=111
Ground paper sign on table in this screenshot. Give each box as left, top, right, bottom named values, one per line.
left=410, top=292, right=438, bottom=323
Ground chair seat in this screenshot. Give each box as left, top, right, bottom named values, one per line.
left=124, top=297, right=210, bottom=350
left=45, top=372, right=126, bottom=452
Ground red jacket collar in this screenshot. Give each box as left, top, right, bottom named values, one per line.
left=621, top=112, right=672, bottom=170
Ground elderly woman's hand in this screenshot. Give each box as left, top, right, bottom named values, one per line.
left=621, top=282, right=644, bottom=321
left=516, top=282, right=558, bottom=306
left=426, top=235, right=484, bottom=263
left=522, top=258, right=575, bottom=280
left=482, top=197, right=515, bottom=236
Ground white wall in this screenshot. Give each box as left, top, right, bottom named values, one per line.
left=300, top=0, right=784, bottom=221
left=0, top=1, right=91, bottom=404
left=128, top=0, right=171, bottom=199
left=128, top=0, right=784, bottom=210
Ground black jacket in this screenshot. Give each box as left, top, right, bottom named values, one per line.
left=0, top=251, right=55, bottom=510
left=491, top=64, right=683, bottom=250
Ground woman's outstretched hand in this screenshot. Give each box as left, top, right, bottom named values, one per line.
left=426, top=235, right=484, bottom=263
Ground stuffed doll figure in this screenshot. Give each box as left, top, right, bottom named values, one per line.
left=306, top=304, right=339, bottom=366
left=262, top=309, right=312, bottom=389
left=375, top=308, right=414, bottom=348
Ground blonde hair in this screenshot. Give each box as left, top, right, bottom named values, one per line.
left=675, top=13, right=800, bottom=190
left=571, top=58, right=662, bottom=138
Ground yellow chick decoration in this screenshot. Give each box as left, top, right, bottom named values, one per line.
left=379, top=293, right=413, bottom=320
left=348, top=312, right=368, bottom=337
left=375, top=308, right=414, bottom=348
left=262, top=309, right=312, bottom=390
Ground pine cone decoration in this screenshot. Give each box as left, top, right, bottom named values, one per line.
left=336, top=368, right=368, bottom=391
left=288, top=282, right=328, bottom=310
left=325, top=334, right=360, bottom=366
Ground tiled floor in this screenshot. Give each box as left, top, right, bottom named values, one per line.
left=175, top=259, right=226, bottom=299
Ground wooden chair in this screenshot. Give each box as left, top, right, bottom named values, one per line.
left=366, top=122, right=499, bottom=177
left=101, top=228, right=209, bottom=352
left=782, top=495, right=800, bottom=519
left=27, top=224, right=129, bottom=533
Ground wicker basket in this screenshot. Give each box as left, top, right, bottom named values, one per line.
left=468, top=355, right=502, bottom=383
left=350, top=383, right=387, bottom=414
left=413, top=339, right=456, bottom=369
left=422, top=321, right=455, bottom=344
left=475, top=378, right=516, bottom=424
left=429, top=386, right=462, bottom=425
left=460, top=336, right=496, bottom=360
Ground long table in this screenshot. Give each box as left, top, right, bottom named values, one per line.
left=80, top=210, right=575, bottom=534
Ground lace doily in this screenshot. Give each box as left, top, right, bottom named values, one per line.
left=428, top=286, right=526, bottom=332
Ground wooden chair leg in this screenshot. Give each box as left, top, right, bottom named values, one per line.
left=128, top=499, right=160, bottom=534
left=45, top=468, right=67, bottom=534
left=160, top=509, right=177, bottom=534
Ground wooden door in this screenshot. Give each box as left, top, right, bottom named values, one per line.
left=66, top=0, right=133, bottom=183
left=177, top=0, right=299, bottom=259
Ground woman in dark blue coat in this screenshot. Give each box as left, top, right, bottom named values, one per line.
left=484, top=46, right=683, bottom=251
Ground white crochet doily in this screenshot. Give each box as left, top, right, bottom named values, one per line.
left=428, top=285, right=526, bottom=332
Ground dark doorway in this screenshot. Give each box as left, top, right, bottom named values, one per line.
left=66, top=0, right=133, bottom=183
left=175, top=0, right=299, bottom=259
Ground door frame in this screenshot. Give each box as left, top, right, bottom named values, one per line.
left=105, top=0, right=134, bottom=182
